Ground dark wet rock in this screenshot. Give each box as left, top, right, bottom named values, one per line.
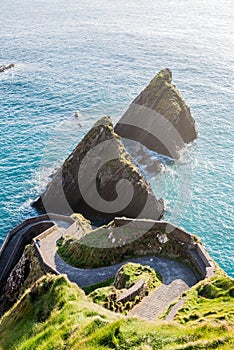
left=115, top=68, right=197, bottom=159
left=33, top=116, right=164, bottom=224
left=0, top=63, right=15, bottom=73
left=74, top=111, right=80, bottom=118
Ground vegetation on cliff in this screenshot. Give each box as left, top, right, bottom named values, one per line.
left=114, top=262, right=161, bottom=290
left=174, top=275, right=234, bottom=324
left=57, top=221, right=195, bottom=269
left=0, top=274, right=233, bottom=349
left=0, top=68, right=231, bottom=349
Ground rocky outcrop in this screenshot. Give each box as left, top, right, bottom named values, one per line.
left=88, top=262, right=160, bottom=314
left=33, top=116, right=164, bottom=224
left=115, top=68, right=197, bottom=159
left=114, top=262, right=159, bottom=292
left=0, top=63, right=15, bottom=73
left=0, top=244, right=45, bottom=316
left=3, top=245, right=45, bottom=303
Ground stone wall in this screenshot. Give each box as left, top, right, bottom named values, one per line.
left=185, top=244, right=215, bottom=279
left=0, top=221, right=53, bottom=290
left=113, top=217, right=215, bottom=279
left=117, top=279, right=145, bottom=303
left=0, top=214, right=74, bottom=290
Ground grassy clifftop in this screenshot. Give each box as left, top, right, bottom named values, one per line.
left=175, top=275, right=234, bottom=325
left=0, top=274, right=233, bottom=349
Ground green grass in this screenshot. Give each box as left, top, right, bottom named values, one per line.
left=82, top=278, right=115, bottom=295
left=88, top=286, right=122, bottom=311
left=0, top=275, right=119, bottom=350
left=57, top=224, right=184, bottom=269
left=114, top=262, right=162, bottom=290
left=0, top=274, right=233, bottom=349
left=88, top=263, right=162, bottom=314
left=175, top=276, right=234, bottom=324
left=72, top=319, right=234, bottom=350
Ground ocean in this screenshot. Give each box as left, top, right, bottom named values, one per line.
left=0, top=0, right=233, bottom=276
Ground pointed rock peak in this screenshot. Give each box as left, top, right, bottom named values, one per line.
left=33, top=116, right=164, bottom=224
left=93, top=115, right=112, bottom=128
left=149, top=68, right=172, bottom=87
left=115, top=68, right=197, bottom=159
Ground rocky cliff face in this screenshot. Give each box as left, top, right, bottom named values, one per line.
left=115, top=68, right=197, bottom=159
left=33, top=116, right=164, bottom=223
left=0, top=245, right=45, bottom=316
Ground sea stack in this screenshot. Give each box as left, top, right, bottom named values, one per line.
left=33, top=116, right=164, bottom=223
left=115, top=68, right=197, bottom=159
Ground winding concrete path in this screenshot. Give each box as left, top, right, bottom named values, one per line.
left=38, top=227, right=198, bottom=320
left=0, top=215, right=73, bottom=291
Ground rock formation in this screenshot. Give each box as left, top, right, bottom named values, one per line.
left=0, top=63, right=15, bottom=73
left=33, top=116, right=164, bottom=223
left=0, top=244, right=45, bottom=316
left=115, top=68, right=197, bottom=159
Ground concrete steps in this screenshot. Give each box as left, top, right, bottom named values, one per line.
left=129, top=279, right=189, bottom=320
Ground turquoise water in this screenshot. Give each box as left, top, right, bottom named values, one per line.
left=0, top=0, right=233, bottom=276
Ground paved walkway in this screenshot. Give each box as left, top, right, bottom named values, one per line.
left=0, top=220, right=53, bottom=289
left=38, top=227, right=198, bottom=320
left=0, top=215, right=73, bottom=291
left=129, top=280, right=189, bottom=320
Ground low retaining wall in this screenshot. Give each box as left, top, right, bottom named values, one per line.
left=0, top=213, right=73, bottom=255
left=117, top=279, right=145, bottom=303
left=186, top=244, right=215, bottom=278
left=0, top=221, right=54, bottom=290
left=0, top=214, right=74, bottom=290
left=114, top=218, right=195, bottom=245
left=114, top=217, right=215, bottom=279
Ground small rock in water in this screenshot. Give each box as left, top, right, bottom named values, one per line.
left=0, top=63, right=15, bottom=73
left=74, top=111, right=80, bottom=118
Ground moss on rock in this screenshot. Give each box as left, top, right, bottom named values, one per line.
left=88, top=262, right=161, bottom=314
left=114, top=262, right=161, bottom=291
